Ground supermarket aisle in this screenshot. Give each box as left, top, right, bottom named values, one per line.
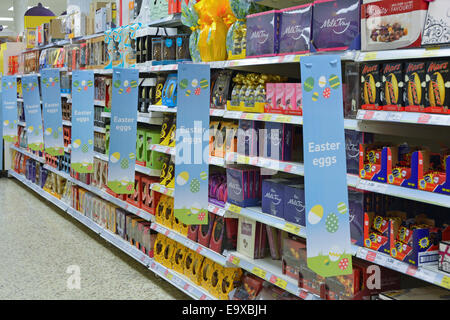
left=0, top=178, right=190, bottom=300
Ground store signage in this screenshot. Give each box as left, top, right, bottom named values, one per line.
left=107, top=68, right=139, bottom=194
left=40, top=69, right=65, bottom=156
left=22, top=75, right=44, bottom=152
left=300, top=55, right=353, bottom=277
left=174, top=64, right=210, bottom=225
left=1, top=75, right=18, bottom=144
left=71, top=70, right=94, bottom=174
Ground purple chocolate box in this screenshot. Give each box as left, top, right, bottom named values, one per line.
left=227, top=167, right=260, bottom=207
left=262, top=122, right=293, bottom=161
left=348, top=188, right=365, bottom=246
left=284, top=184, right=306, bottom=226
left=262, top=179, right=289, bottom=218
left=279, top=4, right=313, bottom=55
left=246, top=10, right=281, bottom=58
left=311, top=0, right=361, bottom=51
left=345, top=130, right=373, bottom=175
left=238, top=120, right=263, bottom=157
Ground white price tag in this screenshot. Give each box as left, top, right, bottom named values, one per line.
left=356, top=110, right=366, bottom=120
left=387, top=112, right=402, bottom=122
left=429, top=115, right=447, bottom=126
left=372, top=111, right=387, bottom=121
left=357, top=179, right=387, bottom=194
left=357, top=247, right=368, bottom=259
left=224, top=111, right=242, bottom=119
left=416, top=268, right=436, bottom=283
left=374, top=252, right=387, bottom=265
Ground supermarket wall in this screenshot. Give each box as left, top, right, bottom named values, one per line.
left=1, top=0, right=450, bottom=301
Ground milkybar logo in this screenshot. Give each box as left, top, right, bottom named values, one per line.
left=406, top=63, right=425, bottom=73
left=362, top=64, right=378, bottom=74
left=428, top=62, right=448, bottom=73
left=384, top=64, right=401, bottom=73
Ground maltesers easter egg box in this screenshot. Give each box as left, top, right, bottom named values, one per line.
left=311, top=0, right=361, bottom=52
left=361, top=0, right=429, bottom=52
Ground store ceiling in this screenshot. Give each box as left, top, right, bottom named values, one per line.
left=0, top=0, right=67, bottom=31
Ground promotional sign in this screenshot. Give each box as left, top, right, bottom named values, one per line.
left=0, top=90, right=3, bottom=170
left=2, top=76, right=18, bottom=143
left=71, top=70, right=94, bottom=174
left=41, top=69, right=65, bottom=156
left=22, top=75, right=44, bottom=152
left=107, top=68, right=139, bottom=194
left=174, top=64, right=210, bottom=225
left=300, top=55, right=353, bottom=277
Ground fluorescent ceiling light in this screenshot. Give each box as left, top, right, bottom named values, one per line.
left=0, top=17, right=14, bottom=21
left=8, top=6, right=50, bottom=11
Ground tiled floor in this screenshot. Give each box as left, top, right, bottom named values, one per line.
left=0, top=178, right=190, bottom=300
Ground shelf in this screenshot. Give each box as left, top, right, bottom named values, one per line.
left=147, top=105, right=177, bottom=113
left=9, top=168, right=211, bottom=300
left=149, top=260, right=215, bottom=300
left=138, top=65, right=179, bottom=73
left=207, top=202, right=231, bottom=217
left=209, top=156, right=226, bottom=167
left=94, top=126, right=106, bottom=133
left=357, top=47, right=450, bottom=62
left=357, top=110, right=450, bottom=127
left=151, top=222, right=229, bottom=267
left=149, top=144, right=175, bottom=155
left=9, top=170, right=69, bottom=212
left=135, top=164, right=161, bottom=177
left=224, top=250, right=321, bottom=300
left=147, top=13, right=183, bottom=27
left=94, top=151, right=109, bottom=161
left=225, top=203, right=306, bottom=238
left=352, top=175, right=450, bottom=208
left=227, top=152, right=305, bottom=176
left=223, top=110, right=303, bottom=125
left=137, top=113, right=164, bottom=125
left=94, top=100, right=106, bottom=107
left=353, top=246, right=450, bottom=291
left=10, top=145, right=44, bottom=162
left=151, top=183, right=174, bottom=197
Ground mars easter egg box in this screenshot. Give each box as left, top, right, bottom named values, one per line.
left=404, top=61, right=427, bottom=112
left=381, top=62, right=404, bottom=111
left=425, top=60, right=450, bottom=114
left=360, top=63, right=382, bottom=110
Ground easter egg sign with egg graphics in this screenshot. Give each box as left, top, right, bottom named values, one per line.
left=107, top=68, right=139, bottom=194
left=300, top=55, right=353, bottom=277
left=40, top=69, right=65, bottom=156
left=22, top=75, right=44, bottom=152
left=1, top=75, right=18, bottom=144
left=71, top=70, right=95, bottom=174
left=174, top=64, right=210, bottom=225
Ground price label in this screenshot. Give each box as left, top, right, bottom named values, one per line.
left=429, top=115, right=447, bottom=126
left=237, top=155, right=249, bottom=164
left=406, top=265, right=417, bottom=276
left=276, top=115, right=291, bottom=123
left=417, top=114, right=431, bottom=124
left=246, top=114, right=255, bottom=120
left=422, top=47, right=440, bottom=58
left=183, top=284, right=190, bottom=290
left=366, top=251, right=377, bottom=262
left=227, top=204, right=242, bottom=214
left=357, top=110, right=366, bottom=120
left=363, top=111, right=375, bottom=120
left=225, top=111, right=242, bottom=119
left=387, top=112, right=402, bottom=122
left=284, top=164, right=293, bottom=173
left=228, top=255, right=240, bottom=266
left=440, top=276, right=450, bottom=289
left=250, top=157, right=258, bottom=166
left=200, top=294, right=207, bottom=300
left=251, top=267, right=267, bottom=279
left=274, top=277, right=288, bottom=289
left=165, top=230, right=170, bottom=236
left=363, top=52, right=377, bottom=61
left=196, top=246, right=203, bottom=254
left=153, top=185, right=161, bottom=192
left=257, top=114, right=264, bottom=121
left=284, top=223, right=301, bottom=235
left=262, top=114, right=272, bottom=121
left=165, top=271, right=173, bottom=280
left=299, top=290, right=308, bottom=299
